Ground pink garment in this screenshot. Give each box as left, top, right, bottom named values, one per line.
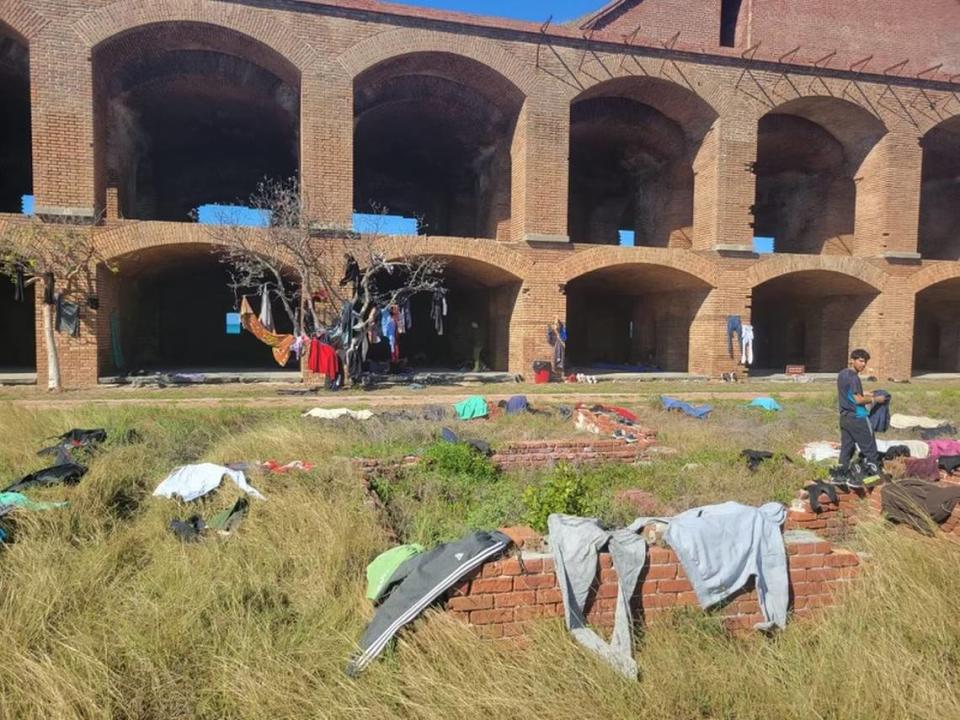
left=927, top=440, right=960, bottom=459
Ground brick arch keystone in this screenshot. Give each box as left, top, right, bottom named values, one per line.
left=377, top=237, right=531, bottom=283
left=746, top=255, right=886, bottom=291
left=559, top=247, right=718, bottom=287
left=910, top=263, right=960, bottom=294
left=337, top=29, right=536, bottom=96
left=73, top=0, right=317, bottom=72
left=0, top=0, right=49, bottom=42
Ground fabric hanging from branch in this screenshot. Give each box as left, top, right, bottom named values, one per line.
left=239, top=296, right=294, bottom=367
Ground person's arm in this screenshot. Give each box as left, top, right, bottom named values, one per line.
left=852, top=391, right=886, bottom=405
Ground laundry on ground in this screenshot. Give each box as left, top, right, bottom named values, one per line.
left=153, top=463, right=266, bottom=502
left=660, top=396, right=712, bottom=419
left=303, top=408, right=374, bottom=421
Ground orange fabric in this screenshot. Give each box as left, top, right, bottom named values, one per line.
left=239, top=296, right=295, bottom=367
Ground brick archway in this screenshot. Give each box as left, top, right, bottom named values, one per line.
left=378, top=237, right=530, bottom=283
left=560, top=247, right=718, bottom=287
left=337, top=29, right=535, bottom=96
left=910, top=263, right=960, bottom=294
left=0, top=0, right=49, bottom=42
left=746, top=255, right=886, bottom=291
left=74, top=0, right=317, bottom=71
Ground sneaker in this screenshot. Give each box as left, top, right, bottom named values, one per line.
left=845, top=474, right=865, bottom=489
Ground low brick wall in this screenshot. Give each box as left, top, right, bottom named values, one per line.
left=442, top=530, right=860, bottom=639
left=354, top=438, right=653, bottom=479
left=786, top=478, right=960, bottom=540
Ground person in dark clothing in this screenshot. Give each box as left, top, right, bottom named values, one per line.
left=836, top=349, right=886, bottom=488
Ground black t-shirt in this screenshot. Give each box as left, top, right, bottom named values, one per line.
left=837, top=368, right=867, bottom=417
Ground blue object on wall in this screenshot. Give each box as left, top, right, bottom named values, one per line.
left=226, top=312, right=241, bottom=335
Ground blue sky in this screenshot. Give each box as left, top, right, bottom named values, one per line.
left=385, top=0, right=602, bottom=23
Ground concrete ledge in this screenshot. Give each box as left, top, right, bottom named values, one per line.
left=882, top=251, right=922, bottom=261
left=524, top=233, right=570, bottom=244
left=34, top=205, right=96, bottom=221
left=713, top=244, right=756, bottom=254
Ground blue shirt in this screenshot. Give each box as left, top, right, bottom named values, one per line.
left=837, top=368, right=868, bottom=418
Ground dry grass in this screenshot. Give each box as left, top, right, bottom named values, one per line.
left=0, top=393, right=957, bottom=719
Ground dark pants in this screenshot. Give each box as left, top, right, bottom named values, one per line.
left=839, top=414, right=880, bottom=470
left=726, top=315, right=742, bottom=357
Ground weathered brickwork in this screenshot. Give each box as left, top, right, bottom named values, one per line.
left=442, top=531, right=861, bottom=640
left=1, top=0, right=959, bottom=386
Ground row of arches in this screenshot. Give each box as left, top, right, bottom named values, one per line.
left=2, top=243, right=959, bottom=378
left=3, top=19, right=960, bottom=256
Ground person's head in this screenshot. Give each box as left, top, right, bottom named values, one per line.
left=850, top=349, right=870, bottom=373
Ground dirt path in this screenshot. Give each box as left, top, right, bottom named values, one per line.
left=5, top=388, right=832, bottom=410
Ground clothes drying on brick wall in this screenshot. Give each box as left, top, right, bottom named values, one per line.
left=548, top=514, right=647, bottom=679
left=726, top=315, right=742, bottom=359
left=55, top=294, right=80, bottom=337
left=881, top=478, right=960, bottom=535
left=346, top=530, right=510, bottom=676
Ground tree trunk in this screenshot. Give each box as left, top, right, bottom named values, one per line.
left=41, top=302, right=61, bottom=391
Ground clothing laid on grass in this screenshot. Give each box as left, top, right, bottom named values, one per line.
left=939, top=456, right=960, bottom=474
left=891, top=414, right=951, bottom=430
left=303, top=408, right=373, bottom=421
left=504, top=395, right=529, bottom=415
left=3, top=463, right=87, bottom=493
left=152, top=463, right=265, bottom=502
left=747, top=397, right=781, bottom=412
left=926, top=440, right=960, bottom=459
left=239, top=296, right=295, bottom=367
left=661, top=396, right=712, bottom=419
left=881, top=479, right=960, bottom=534
left=548, top=514, right=647, bottom=679
left=877, top=439, right=930, bottom=459
left=454, top=395, right=489, bottom=420
left=347, top=530, right=511, bottom=676
left=801, top=441, right=841, bottom=462
left=901, top=457, right=940, bottom=481
left=0, top=492, right=68, bottom=512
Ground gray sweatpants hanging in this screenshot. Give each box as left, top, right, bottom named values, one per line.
left=346, top=530, right=511, bottom=676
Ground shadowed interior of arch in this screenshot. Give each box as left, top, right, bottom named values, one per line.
left=565, top=263, right=711, bottom=372
left=567, top=77, right=716, bottom=247
left=750, top=270, right=879, bottom=374
left=367, top=256, right=520, bottom=372
left=913, top=278, right=960, bottom=373
left=92, top=22, right=300, bottom=222
left=919, top=117, right=960, bottom=260
left=354, top=52, right=524, bottom=240
left=753, top=98, right=885, bottom=256
left=98, top=244, right=298, bottom=374
left=0, top=24, right=31, bottom=214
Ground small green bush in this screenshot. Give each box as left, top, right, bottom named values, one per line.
left=522, top=463, right=609, bottom=532
left=420, top=441, right=499, bottom=483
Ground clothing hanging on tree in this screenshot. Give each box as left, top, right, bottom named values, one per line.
left=13, top=265, right=25, bottom=302
left=239, top=296, right=295, bottom=367
left=55, top=294, right=81, bottom=337
left=42, top=272, right=55, bottom=305
left=340, top=255, right=362, bottom=298
left=367, top=307, right=381, bottom=344
left=431, top=290, right=447, bottom=335
left=258, top=286, right=275, bottom=332
left=308, top=338, right=341, bottom=385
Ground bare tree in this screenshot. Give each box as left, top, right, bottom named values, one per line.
left=199, top=179, right=445, bottom=382
left=0, top=215, right=115, bottom=391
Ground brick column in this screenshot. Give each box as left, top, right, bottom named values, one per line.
left=693, top=111, right=756, bottom=251
left=511, top=271, right=565, bottom=377
left=870, top=279, right=916, bottom=380
left=855, top=131, right=923, bottom=258
left=512, top=94, right=569, bottom=243
left=690, top=282, right=751, bottom=377
left=301, top=68, right=353, bottom=228
left=35, top=268, right=100, bottom=389
left=31, top=24, right=95, bottom=218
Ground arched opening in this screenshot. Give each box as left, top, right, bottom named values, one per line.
left=751, top=271, right=878, bottom=373
left=754, top=98, right=884, bottom=255
left=354, top=53, right=524, bottom=240
left=568, top=77, right=717, bottom=247
left=566, top=263, right=711, bottom=372
left=918, top=118, right=960, bottom=260
left=99, top=244, right=298, bottom=376
left=92, top=22, right=300, bottom=222
left=367, top=256, right=520, bottom=373
left=913, top=279, right=960, bottom=373
left=0, top=24, right=31, bottom=213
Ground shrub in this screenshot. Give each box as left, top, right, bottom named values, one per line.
left=522, top=463, right=609, bottom=532
left=420, top=441, right=499, bottom=484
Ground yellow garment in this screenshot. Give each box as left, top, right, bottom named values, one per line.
left=239, top=296, right=295, bottom=367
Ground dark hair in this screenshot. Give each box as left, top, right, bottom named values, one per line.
left=850, top=349, right=870, bottom=361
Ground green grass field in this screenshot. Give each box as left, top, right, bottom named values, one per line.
left=0, top=387, right=958, bottom=719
